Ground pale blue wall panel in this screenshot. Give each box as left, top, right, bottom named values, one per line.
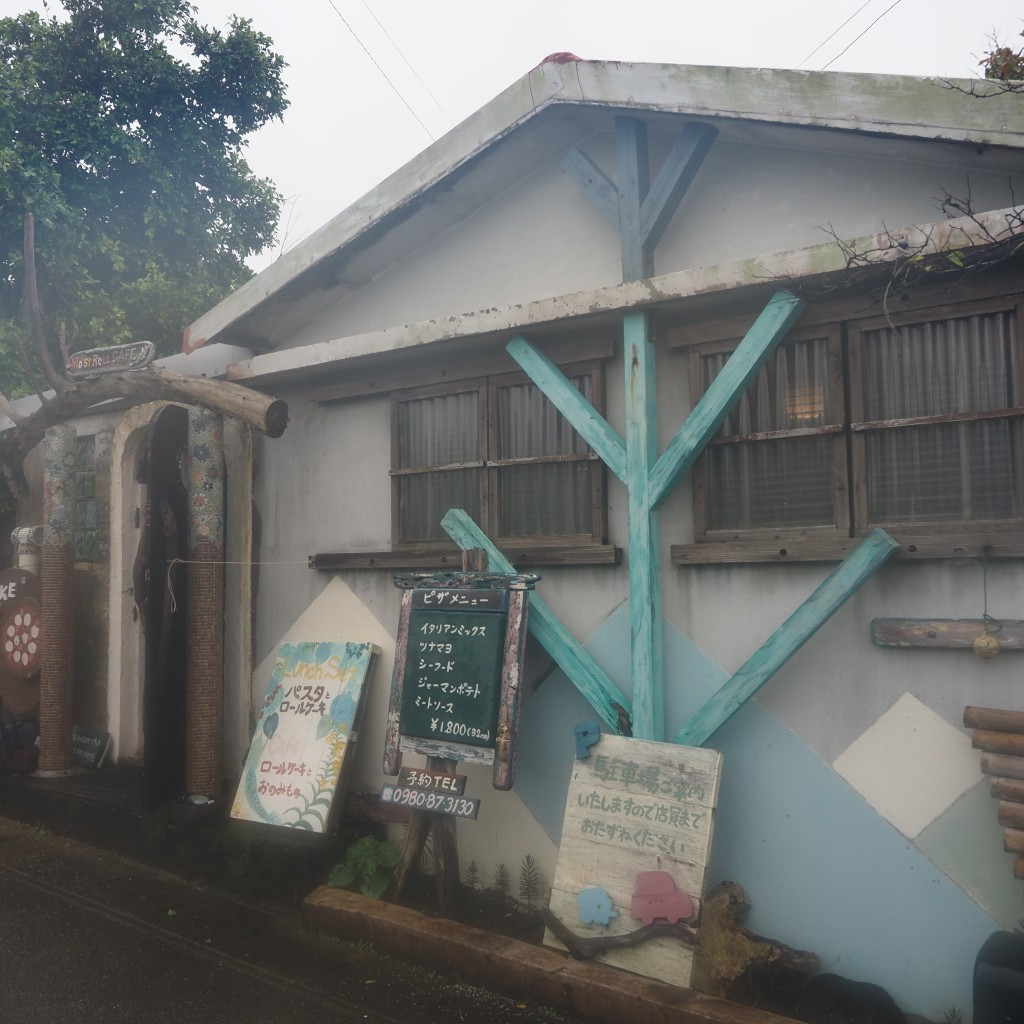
left=709, top=701, right=997, bottom=1019
left=514, top=606, right=998, bottom=1018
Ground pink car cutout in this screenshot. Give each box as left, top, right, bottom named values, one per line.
left=630, top=871, right=695, bottom=925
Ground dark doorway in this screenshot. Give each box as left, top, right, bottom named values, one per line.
left=141, top=406, right=188, bottom=810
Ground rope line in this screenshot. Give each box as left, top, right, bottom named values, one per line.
left=163, top=557, right=310, bottom=612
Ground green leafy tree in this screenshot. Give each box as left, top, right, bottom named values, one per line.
left=0, top=0, right=288, bottom=367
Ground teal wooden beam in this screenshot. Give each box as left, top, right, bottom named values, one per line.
left=563, top=119, right=716, bottom=282
left=649, top=290, right=806, bottom=509
left=441, top=508, right=632, bottom=735
left=615, top=117, right=652, bottom=281
left=672, top=529, right=900, bottom=747
left=560, top=148, right=619, bottom=226
left=639, top=123, right=718, bottom=252
left=506, top=335, right=627, bottom=485
left=624, top=311, right=664, bottom=741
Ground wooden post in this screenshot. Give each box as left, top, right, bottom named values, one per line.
left=966, top=706, right=1024, bottom=733
left=973, top=731, right=1024, bottom=757
left=429, top=752, right=460, bottom=915
left=982, top=752, right=1024, bottom=780
left=505, top=336, right=626, bottom=484
left=185, top=408, right=225, bottom=799
left=387, top=811, right=431, bottom=901
left=624, top=311, right=663, bottom=741
left=37, top=424, right=76, bottom=774
left=649, top=290, right=806, bottom=509
left=674, top=529, right=899, bottom=746
left=441, top=508, right=631, bottom=734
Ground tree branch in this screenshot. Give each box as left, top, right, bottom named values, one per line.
left=22, top=213, right=69, bottom=395
left=0, top=365, right=288, bottom=497
left=540, top=906, right=698, bottom=959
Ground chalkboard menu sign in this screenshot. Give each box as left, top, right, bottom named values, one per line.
left=383, top=572, right=535, bottom=791
left=399, top=588, right=508, bottom=748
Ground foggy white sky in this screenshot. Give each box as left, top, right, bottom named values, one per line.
left=5, top=1, right=1023, bottom=269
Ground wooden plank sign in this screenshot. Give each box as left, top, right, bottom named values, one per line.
left=872, top=618, right=1024, bottom=651
left=231, top=640, right=379, bottom=832
left=66, top=341, right=155, bottom=377
left=383, top=582, right=529, bottom=790
left=379, top=783, right=480, bottom=819
left=379, top=767, right=481, bottom=820
left=545, top=733, right=723, bottom=987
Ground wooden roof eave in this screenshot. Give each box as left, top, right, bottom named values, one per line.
left=223, top=203, right=1024, bottom=390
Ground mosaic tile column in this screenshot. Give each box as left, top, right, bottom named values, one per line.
left=38, top=424, right=77, bottom=773
left=185, top=410, right=225, bottom=798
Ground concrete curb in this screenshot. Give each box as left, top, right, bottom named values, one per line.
left=303, top=887, right=797, bottom=1024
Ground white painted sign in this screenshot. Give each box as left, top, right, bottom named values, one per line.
left=546, top=733, right=723, bottom=987
left=231, top=640, right=379, bottom=832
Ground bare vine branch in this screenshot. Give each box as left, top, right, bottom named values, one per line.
left=761, top=197, right=1024, bottom=323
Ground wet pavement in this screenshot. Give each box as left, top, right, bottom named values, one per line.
left=0, top=816, right=584, bottom=1023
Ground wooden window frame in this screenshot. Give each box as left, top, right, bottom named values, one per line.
left=675, top=295, right=1024, bottom=563
left=389, top=359, right=609, bottom=555
left=689, top=323, right=849, bottom=544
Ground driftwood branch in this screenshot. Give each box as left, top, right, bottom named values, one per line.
left=1, top=212, right=290, bottom=499
left=11, top=327, right=48, bottom=409
left=0, top=365, right=288, bottom=496
left=22, top=213, right=68, bottom=395
left=540, top=906, right=698, bottom=959
left=691, top=882, right=819, bottom=997
left=58, top=321, right=71, bottom=367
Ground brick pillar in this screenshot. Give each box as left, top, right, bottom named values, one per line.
left=185, top=410, right=225, bottom=798
left=38, top=424, right=76, bottom=773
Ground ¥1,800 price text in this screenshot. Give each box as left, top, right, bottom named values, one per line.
left=380, top=785, right=480, bottom=819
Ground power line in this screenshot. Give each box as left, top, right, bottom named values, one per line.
left=323, top=0, right=436, bottom=142
left=820, top=0, right=905, bottom=71
left=360, top=1, right=454, bottom=127
left=796, top=0, right=875, bottom=70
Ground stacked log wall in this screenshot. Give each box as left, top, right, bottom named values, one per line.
left=967, top=705, right=1024, bottom=880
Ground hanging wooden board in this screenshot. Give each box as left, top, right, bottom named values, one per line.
left=231, top=640, right=379, bottom=832
left=545, top=733, right=723, bottom=988
left=871, top=618, right=1024, bottom=651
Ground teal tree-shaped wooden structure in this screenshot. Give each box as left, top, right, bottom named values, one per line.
left=442, top=117, right=898, bottom=745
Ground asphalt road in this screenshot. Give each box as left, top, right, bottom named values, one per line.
left=0, top=816, right=579, bottom=1024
